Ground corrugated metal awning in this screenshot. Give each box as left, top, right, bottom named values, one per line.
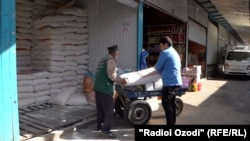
left=195, top=0, right=244, bottom=44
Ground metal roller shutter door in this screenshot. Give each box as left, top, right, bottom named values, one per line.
left=188, top=19, right=206, bottom=46
left=145, top=0, right=188, bottom=22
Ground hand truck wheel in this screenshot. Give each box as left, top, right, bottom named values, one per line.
left=123, top=100, right=152, bottom=125
left=175, top=98, right=184, bottom=116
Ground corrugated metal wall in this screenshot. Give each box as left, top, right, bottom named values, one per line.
left=76, top=0, right=138, bottom=74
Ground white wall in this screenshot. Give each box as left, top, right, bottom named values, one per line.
left=207, top=21, right=218, bottom=65
left=76, top=0, right=138, bottom=74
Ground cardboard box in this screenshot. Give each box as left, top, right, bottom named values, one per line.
left=144, top=83, right=154, bottom=91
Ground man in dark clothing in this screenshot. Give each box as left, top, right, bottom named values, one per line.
left=93, top=45, right=127, bottom=138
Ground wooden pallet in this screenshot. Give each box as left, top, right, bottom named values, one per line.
left=19, top=103, right=96, bottom=141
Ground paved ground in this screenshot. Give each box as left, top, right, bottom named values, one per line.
left=51, top=76, right=250, bottom=141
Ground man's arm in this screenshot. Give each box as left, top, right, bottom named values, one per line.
left=107, top=59, right=125, bottom=85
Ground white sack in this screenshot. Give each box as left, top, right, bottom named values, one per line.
left=32, top=60, right=66, bottom=67
left=17, top=56, right=31, bottom=61
left=50, top=88, right=62, bottom=95
left=75, top=60, right=89, bottom=65
left=75, top=28, right=88, bottom=34
left=18, top=79, right=33, bottom=86
left=62, top=70, right=77, bottom=76
left=32, top=44, right=65, bottom=50
left=63, top=75, right=78, bottom=81
left=55, top=7, right=88, bottom=17
left=32, top=65, right=64, bottom=73
left=34, top=39, right=87, bottom=46
left=16, top=45, right=32, bottom=50
left=34, top=90, right=50, bottom=97
left=16, top=33, right=33, bottom=40
left=48, top=72, right=65, bottom=78
left=16, top=3, right=34, bottom=11
left=32, top=15, right=78, bottom=25
left=17, top=72, right=33, bottom=80
left=18, top=98, right=35, bottom=107
left=48, top=77, right=64, bottom=84
left=32, top=78, right=49, bottom=85
left=32, top=71, right=50, bottom=79
left=32, top=49, right=65, bottom=56
left=76, top=69, right=88, bottom=75
left=64, top=44, right=89, bottom=50
left=18, top=85, right=34, bottom=93
left=17, top=59, right=32, bottom=66
left=64, top=61, right=78, bottom=67
left=16, top=9, right=33, bottom=17
left=18, top=92, right=35, bottom=99
left=16, top=39, right=33, bottom=46
left=35, top=95, right=51, bottom=104
left=63, top=65, right=77, bottom=71
left=33, top=84, right=50, bottom=92
left=32, top=55, right=65, bottom=61
left=17, top=66, right=32, bottom=72
left=17, top=50, right=32, bottom=56
left=48, top=86, right=77, bottom=106
left=66, top=93, right=88, bottom=106
left=16, top=27, right=32, bottom=33
left=120, top=67, right=161, bottom=86
left=63, top=81, right=78, bottom=87
left=16, top=21, right=32, bottom=28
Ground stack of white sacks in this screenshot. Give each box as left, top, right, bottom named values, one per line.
left=18, top=71, right=51, bottom=106
left=16, top=0, right=34, bottom=72
left=17, top=0, right=89, bottom=107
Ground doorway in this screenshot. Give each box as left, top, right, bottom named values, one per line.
left=143, top=6, right=186, bottom=67
left=188, top=40, right=206, bottom=77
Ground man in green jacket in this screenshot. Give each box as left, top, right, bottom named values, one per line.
left=93, top=45, right=127, bottom=139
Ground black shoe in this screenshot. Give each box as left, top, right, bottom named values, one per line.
left=101, top=130, right=116, bottom=138
left=96, top=126, right=102, bottom=131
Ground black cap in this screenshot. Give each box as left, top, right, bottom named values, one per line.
left=107, top=45, right=118, bottom=53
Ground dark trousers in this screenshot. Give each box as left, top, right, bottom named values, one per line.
left=95, top=91, right=114, bottom=131
left=161, top=86, right=179, bottom=125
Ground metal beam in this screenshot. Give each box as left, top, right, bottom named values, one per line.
left=0, top=0, right=19, bottom=141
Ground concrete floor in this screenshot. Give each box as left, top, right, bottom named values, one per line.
left=53, top=77, right=250, bottom=141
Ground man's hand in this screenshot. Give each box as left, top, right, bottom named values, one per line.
left=120, top=78, right=128, bottom=85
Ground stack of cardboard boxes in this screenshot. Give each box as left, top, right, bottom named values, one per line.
left=182, top=65, right=202, bottom=91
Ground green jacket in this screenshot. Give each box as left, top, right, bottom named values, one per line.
left=93, top=55, right=115, bottom=95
